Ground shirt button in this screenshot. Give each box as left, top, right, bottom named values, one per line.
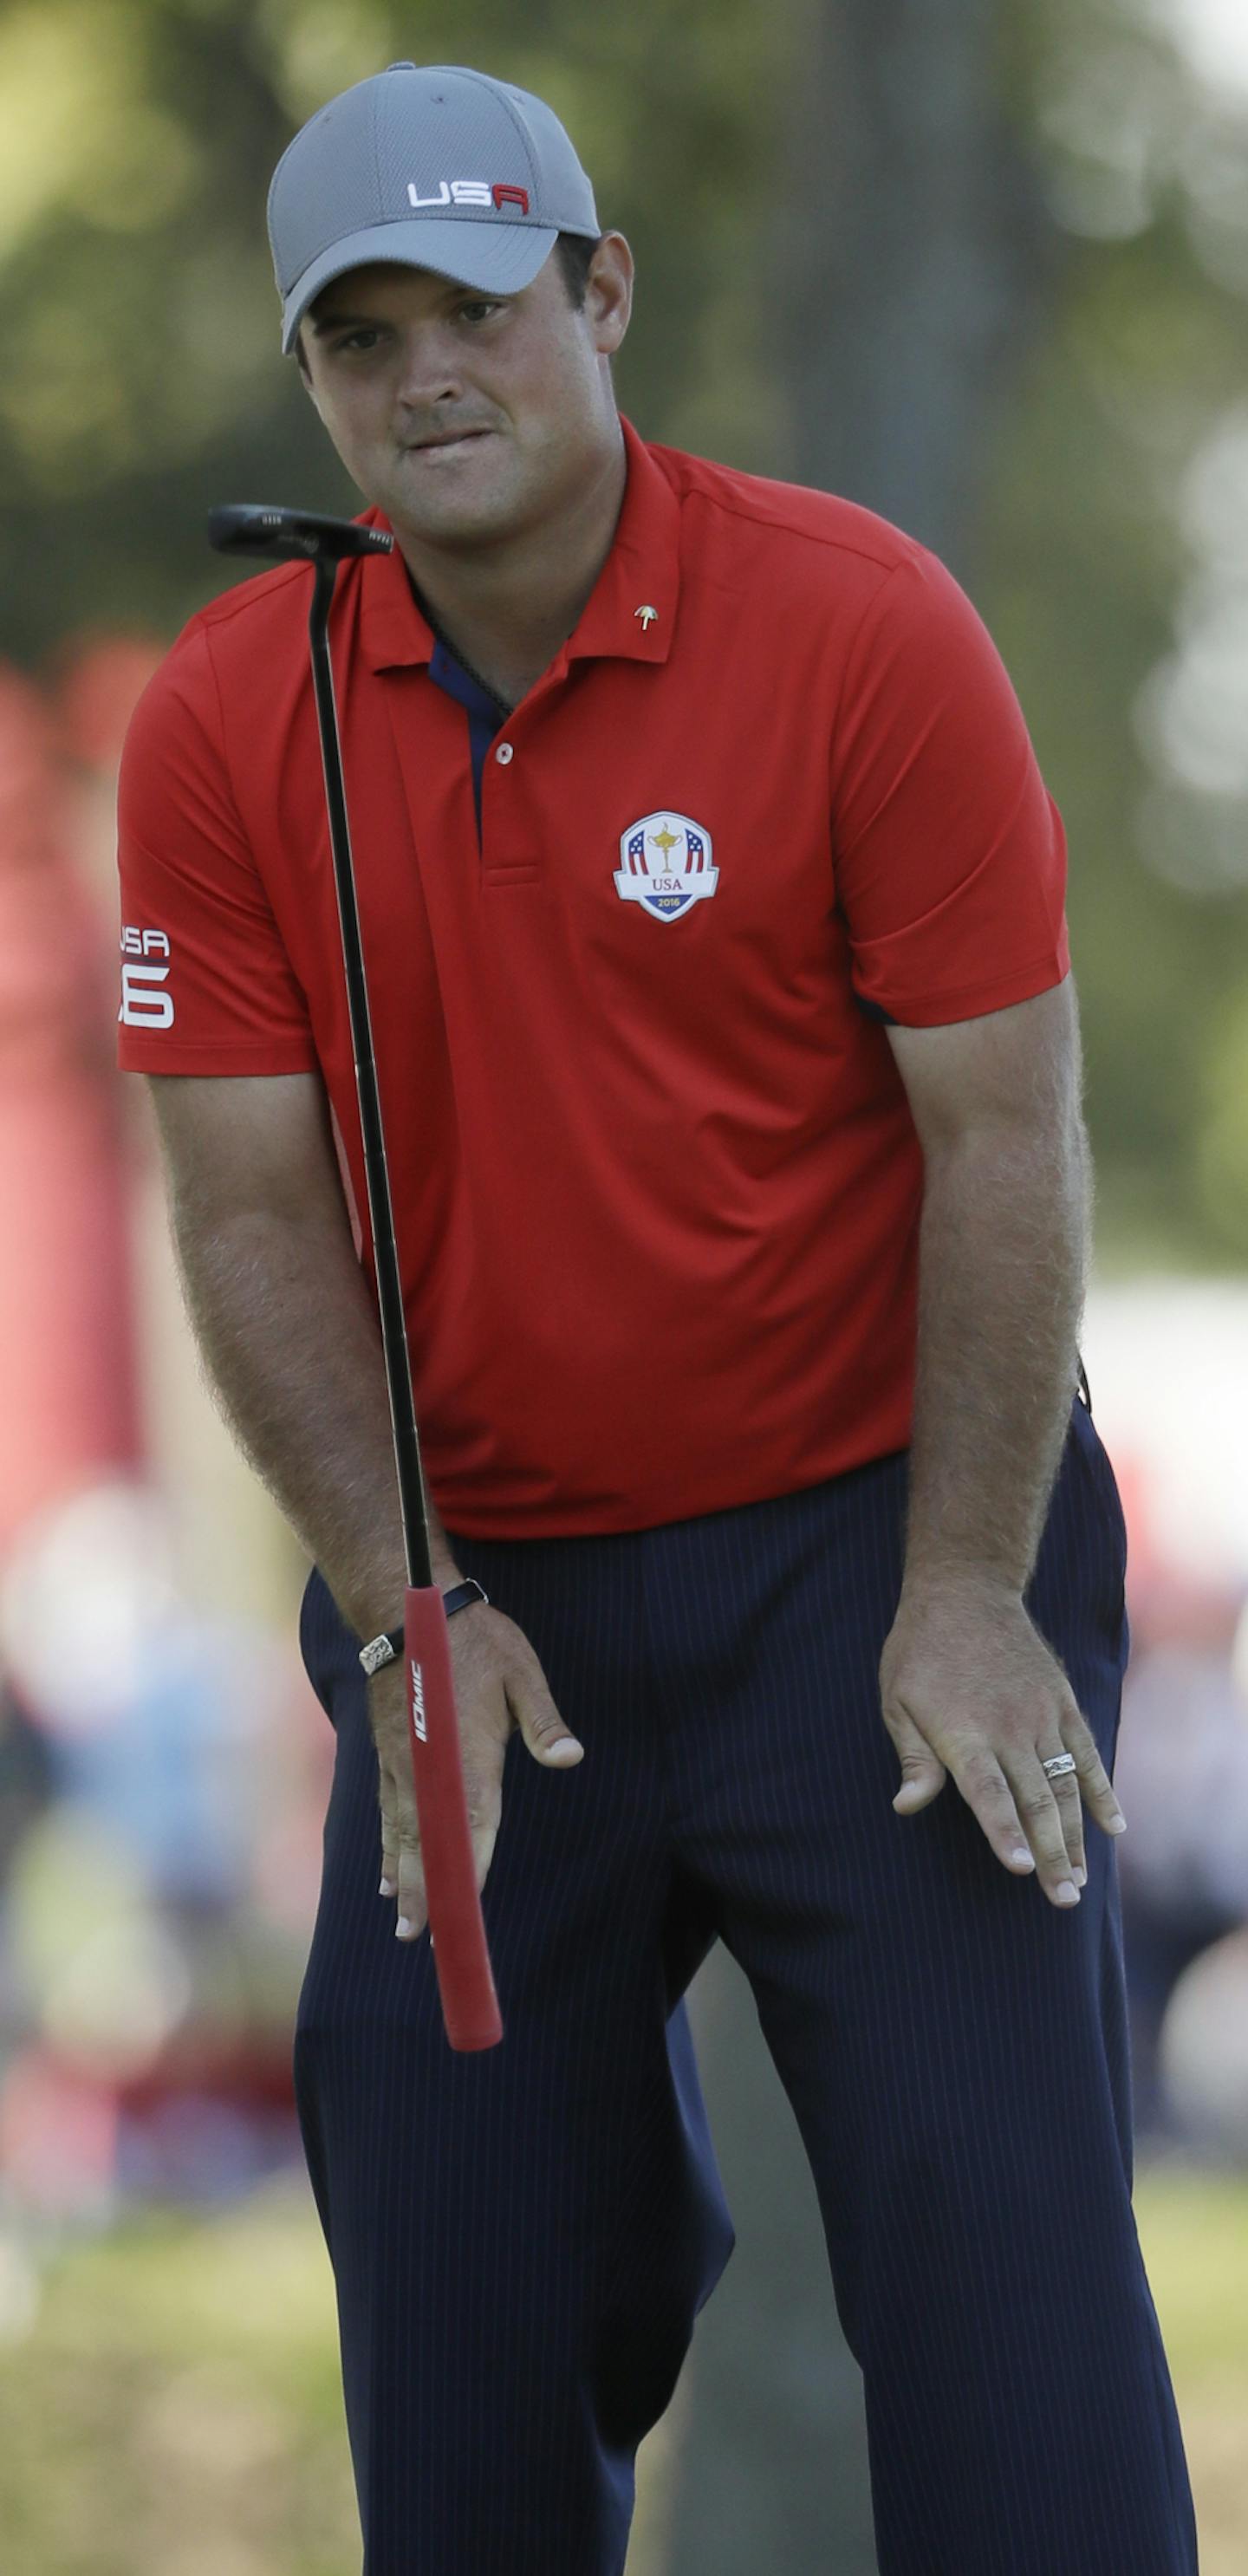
left=495, top=743, right=514, bottom=765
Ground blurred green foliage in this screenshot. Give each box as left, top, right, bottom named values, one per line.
left=0, top=0, right=785, bottom=644
left=0, top=2167, right=1240, bottom=2572
left=0, top=2181, right=360, bottom=2575
left=1, top=0, right=1246, bottom=1266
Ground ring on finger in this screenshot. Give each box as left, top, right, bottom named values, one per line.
left=1041, top=1753, right=1077, bottom=1780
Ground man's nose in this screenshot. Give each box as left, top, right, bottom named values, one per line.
left=394, top=323, right=464, bottom=409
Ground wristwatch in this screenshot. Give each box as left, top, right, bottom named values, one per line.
left=357, top=1578, right=490, bottom=1676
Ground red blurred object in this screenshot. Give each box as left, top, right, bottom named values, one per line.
left=54, top=631, right=162, bottom=774
left=0, top=653, right=152, bottom=1553
left=0, top=2041, right=120, bottom=2215
left=114, top=2031, right=297, bottom=2119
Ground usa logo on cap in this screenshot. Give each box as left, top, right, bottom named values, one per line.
left=614, top=812, right=718, bottom=922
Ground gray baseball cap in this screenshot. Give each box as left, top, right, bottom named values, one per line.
left=268, top=62, right=600, bottom=354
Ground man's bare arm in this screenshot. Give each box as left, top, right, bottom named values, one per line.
left=146, top=1069, right=458, bottom=1643
left=887, top=979, right=1089, bottom=1599
left=874, top=979, right=1126, bottom=1906
left=144, top=1069, right=583, bottom=1940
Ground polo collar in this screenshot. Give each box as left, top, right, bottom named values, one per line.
left=360, top=414, right=679, bottom=677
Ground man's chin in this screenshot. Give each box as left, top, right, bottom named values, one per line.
left=384, top=470, right=523, bottom=550
left=400, top=432, right=507, bottom=491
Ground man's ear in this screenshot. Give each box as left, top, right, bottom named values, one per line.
left=586, top=232, right=633, bottom=360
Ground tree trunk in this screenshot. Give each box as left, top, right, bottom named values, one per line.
left=770, top=0, right=1060, bottom=584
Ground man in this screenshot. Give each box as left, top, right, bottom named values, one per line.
left=115, top=59, right=1197, bottom=2576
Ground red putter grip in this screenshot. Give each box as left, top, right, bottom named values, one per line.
left=404, top=1585, right=504, bottom=2052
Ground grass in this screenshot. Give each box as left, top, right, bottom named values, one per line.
left=0, top=2176, right=357, bottom=2576
left=0, top=2162, right=1239, bottom=2572
left=1134, top=2163, right=1248, bottom=2575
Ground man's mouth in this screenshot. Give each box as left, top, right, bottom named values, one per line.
left=407, top=429, right=491, bottom=456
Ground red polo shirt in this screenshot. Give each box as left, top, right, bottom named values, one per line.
left=116, top=417, right=1069, bottom=1538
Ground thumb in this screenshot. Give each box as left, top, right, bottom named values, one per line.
left=509, top=1671, right=584, bottom=1769
left=887, top=1709, right=946, bottom=1814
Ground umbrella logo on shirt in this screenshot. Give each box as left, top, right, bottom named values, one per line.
left=614, top=812, right=718, bottom=922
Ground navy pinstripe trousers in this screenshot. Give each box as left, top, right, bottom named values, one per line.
left=295, top=1388, right=1198, bottom=2574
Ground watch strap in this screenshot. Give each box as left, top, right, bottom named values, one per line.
left=357, top=1577, right=490, bottom=1676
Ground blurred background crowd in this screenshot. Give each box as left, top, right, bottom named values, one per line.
left=1, top=1, right=1246, bottom=2570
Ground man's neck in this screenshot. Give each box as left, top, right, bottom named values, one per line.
left=393, top=432, right=627, bottom=710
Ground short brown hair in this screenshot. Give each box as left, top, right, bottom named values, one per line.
left=554, top=231, right=601, bottom=308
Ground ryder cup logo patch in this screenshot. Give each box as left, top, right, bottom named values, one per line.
left=614, top=812, right=718, bottom=922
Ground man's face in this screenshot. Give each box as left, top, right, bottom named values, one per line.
left=298, top=237, right=633, bottom=552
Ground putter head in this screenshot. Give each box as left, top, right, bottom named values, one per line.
left=208, top=505, right=394, bottom=563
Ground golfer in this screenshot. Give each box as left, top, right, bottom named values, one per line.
left=116, top=60, right=1197, bottom=2576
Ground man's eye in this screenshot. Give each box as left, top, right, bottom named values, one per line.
left=458, top=300, right=500, bottom=324
left=335, top=329, right=381, bottom=353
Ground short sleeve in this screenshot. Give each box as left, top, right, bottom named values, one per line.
left=115, top=625, right=319, bottom=1074
left=829, top=547, right=1069, bottom=1028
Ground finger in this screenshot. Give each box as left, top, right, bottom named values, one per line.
left=944, top=1747, right=1037, bottom=1876
left=471, top=1822, right=500, bottom=1890
left=1037, top=1749, right=1086, bottom=1883
left=395, top=1743, right=502, bottom=1942
left=378, top=1772, right=400, bottom=1898
left=887, top=1708, right=947, bottom=1814
left=394, top=1838, right=427, bottom=1942
left=461, top=1758, right=503, bottom=1892
left=507, top=1663, right=583, bottom=1767
left=366, top=1682, right=428, bottom=1935
left=1063, top=1714, right=1128, bottom=1838
left=1001, top=1757, right=1081, bottom=1907
left=385, top=1739, right=427, bottom=1940
left=367, top=1675, right=414, bottom=1903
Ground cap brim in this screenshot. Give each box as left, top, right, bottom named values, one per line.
left=281, top=219, right=559, bottom=353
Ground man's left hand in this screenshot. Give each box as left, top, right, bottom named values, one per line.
left=878, top=1576, right=1127, bottom=1908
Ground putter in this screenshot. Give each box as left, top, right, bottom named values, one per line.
left=208, top=503, right=504, bottom=2053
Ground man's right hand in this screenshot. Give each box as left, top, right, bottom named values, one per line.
left=367, top=1603, right=583, bottom=1940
